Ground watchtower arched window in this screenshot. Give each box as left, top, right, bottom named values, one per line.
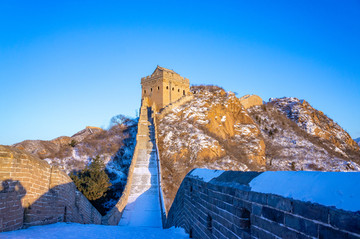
left=144, top=90, right=146, bottom=94
left=178, top=89, right=180, bottom=92
left=183, top=90, right=185, bottom=95
left=172, top=87, right=174, bottom=91
left=158, top=86, right=160, bottom=90
left=151, top=88, right=152, bottom=92
left=166, top=86, right=169, bottom=89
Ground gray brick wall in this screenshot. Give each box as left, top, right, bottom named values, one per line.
left=164, top=171, right=360, bottom=239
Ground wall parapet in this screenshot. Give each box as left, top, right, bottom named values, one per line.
left=164, top=169, right=360, bottom=239
left=101, top=105, right=148, bottom=225
left=151, top=105, right=167, bottom=226
left=157, top=94, right=193, bottom=119
left=0, top=145, right=102, bottom=232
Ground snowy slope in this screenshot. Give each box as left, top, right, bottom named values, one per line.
left=248, top=103, right=360, bottom=171
left=0, top=223, right=188, bottom=239
left=269, top=97, right=359, bottom=153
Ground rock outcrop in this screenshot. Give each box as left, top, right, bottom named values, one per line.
left=269, top=97, right=359, bottom=152
left=239, top=94, right=263, bottom=109
left=156, top=85, right=266, bottom=211
left=249, top=101, right=360, bottom=171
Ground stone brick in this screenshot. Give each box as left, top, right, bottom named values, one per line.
left=329, top=208, right=360, bottom=235
left=0, top=152, right=12, bottom=158
left=222, top=186, right=236, bottom=196
left=267, top=194, right=293, bottom=212
left=251, top=203, right=262, bottom=216
left=262, top=206, right=284, bottom=224
left=251, top=225, right=277, bottom=239
left=235, top=189, right=249, bottom=200
left=233, top=216, right=250, bottom=230
left=233, top=198, right=252, bottom=212
left=319, top=225, right=351, bottom=239
left=292, top=200, right=329, bottom=223
left=248, top=191, right=267, bottom=204
left=284, top=213, right=318, bottom=237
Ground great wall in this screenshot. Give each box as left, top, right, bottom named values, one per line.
left=1, top=67, right=359, bottom=238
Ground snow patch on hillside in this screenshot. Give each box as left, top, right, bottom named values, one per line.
left=248, top=104, right=360, bottom=172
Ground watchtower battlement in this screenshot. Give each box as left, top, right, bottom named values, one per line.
left=141, top=66, right=190, bottom=110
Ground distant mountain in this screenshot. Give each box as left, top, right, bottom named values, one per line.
left=355, top=137, right=360, bottom=146
left=156, top=85, right=360, bottom=211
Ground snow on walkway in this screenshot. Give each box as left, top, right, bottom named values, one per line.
left=0, top=109, right=188, bottom=239
left=118, top=111, right=162, bottom=227
left=0, top=222, right=188, bottom=239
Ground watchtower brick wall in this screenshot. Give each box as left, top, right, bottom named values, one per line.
left=141, top=66, right=190, bottom=110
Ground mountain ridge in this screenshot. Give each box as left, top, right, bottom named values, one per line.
left=156, top=85, right=360, bottom=210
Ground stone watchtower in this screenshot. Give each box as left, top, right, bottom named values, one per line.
left=141, top=66, right=190, bottom=111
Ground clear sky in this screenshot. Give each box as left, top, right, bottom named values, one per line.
left=1, top=0, right=359, bottom=145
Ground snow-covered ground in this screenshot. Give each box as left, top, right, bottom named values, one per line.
left=250, top=171, right=360, bottom=212
left=191, top=168, right=224, bottom=182
left=190, top=168, right=360, bottom=212
left=0, top=223, right=188, bottom=239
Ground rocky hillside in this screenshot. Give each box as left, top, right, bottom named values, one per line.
left=12, top=116, right=137, bottom=215
left=156, top=85, right=360, bottom=211
left=157, top=85, right=267, bottom=210
left=248, top=100, right=360, bottom=171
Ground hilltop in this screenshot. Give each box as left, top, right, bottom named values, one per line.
left=156, top=85, right=360, bottom=211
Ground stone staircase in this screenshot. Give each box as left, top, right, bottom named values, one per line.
left=118, top=108, right=162, bottom=228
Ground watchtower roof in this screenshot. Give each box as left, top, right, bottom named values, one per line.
left=152, top=65, right=179, bottom=75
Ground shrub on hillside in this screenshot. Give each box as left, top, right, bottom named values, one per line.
left=70, top=155, right=111, bottom=201
left=68, top=139, right=77, bottom=147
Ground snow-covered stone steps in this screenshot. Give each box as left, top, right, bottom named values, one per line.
left=119, top=109, right=162, bottom=228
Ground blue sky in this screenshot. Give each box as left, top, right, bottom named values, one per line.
left=0, top=0, right=359, bottom=145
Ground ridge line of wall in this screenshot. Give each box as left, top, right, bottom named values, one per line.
left=157, top=95, right=193, bottom=119
left=101, top=104, right=148, bottom=225
left=151, top=106, right=167, bottom=227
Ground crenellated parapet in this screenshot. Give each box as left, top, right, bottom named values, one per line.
left=164, top=169, right=360, bottom=238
